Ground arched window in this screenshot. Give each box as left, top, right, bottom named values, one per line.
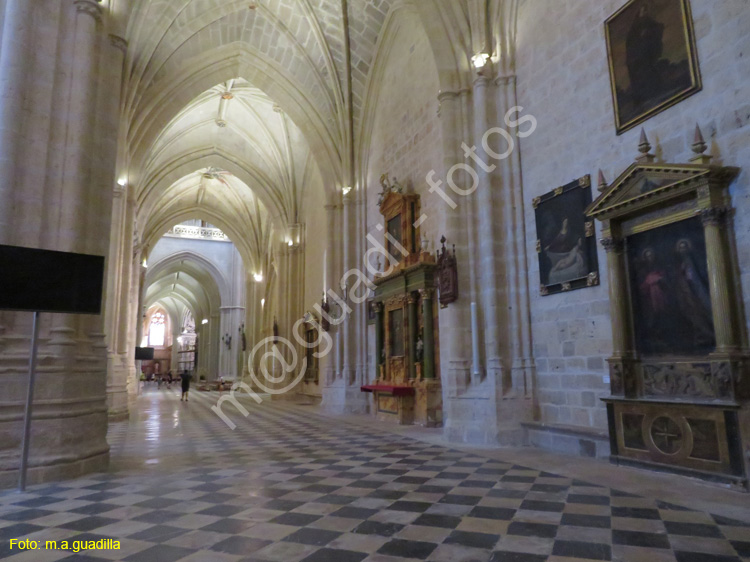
left=148, top=312, right=166, bottom=347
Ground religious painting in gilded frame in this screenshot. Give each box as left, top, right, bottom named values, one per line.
left=625, top=216, right=715, bottom=358
left=605, top=0, right=702, bottom=135
left=534, top=176, right=599, bottom=296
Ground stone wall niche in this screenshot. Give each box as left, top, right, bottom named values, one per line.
left=587, top=156, right=748, bottom=490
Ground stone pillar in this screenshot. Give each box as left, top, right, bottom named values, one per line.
left=375, top=303, right=384, bottom=379
left=472, top=75, right=504, bottom=378
left=601, top=236, right=629, bottom=357
left=59, top=0, right=103, bottom=251
left=341, top=192, right=357, bottom=385
left=601, top=235, right=631, bottom=397
left=0, top=0, right=33, bottom=240
left=408, top=293, right=418, bottom=380
left=421, top=289, right=436, bottom=380
left=701, top=207, right=737, bottom=352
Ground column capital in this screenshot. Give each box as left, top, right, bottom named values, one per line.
left=407, top=292, right=418, bottom=305
left=701, top=206, right=732, bottom=227
left=473, top=75, right=491, bottom=89
left=494, top=74, right=517, bottom=87
left=437, top=89, right=469, bottom=103
left=419, top=288, right=435, bottom=300
left=74, top=0, right=103, bottom=22
left=600, top=237, right=624, bottom=254
left=109, top=34, right=128, bottom=53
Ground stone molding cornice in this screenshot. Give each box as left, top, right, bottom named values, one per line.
left=74, top=0, right=103, bottom=22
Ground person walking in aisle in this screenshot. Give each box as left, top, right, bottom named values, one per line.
left=181, top=370, right=192, bottom=401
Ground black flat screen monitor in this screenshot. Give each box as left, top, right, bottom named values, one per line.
left=0, top=245, right=105, bottom=314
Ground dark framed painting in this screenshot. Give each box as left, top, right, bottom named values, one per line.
left=605, top=0, right=702, bottom=134
left=389, top=308, right=405, bottom=357
left=625, top=216, right=715, bottom=357
left=534, top=176, right=599, bottom=296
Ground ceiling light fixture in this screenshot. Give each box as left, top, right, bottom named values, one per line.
left=472, top=53, right=490, bottom=69
left=254, top=273, right=263, bottom=282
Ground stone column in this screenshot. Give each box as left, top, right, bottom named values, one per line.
left=421, top=289, right=436, bottom=380
left=375, top=303, right=384, bottom=379
left=472, top=75, right=504, bottom=377
left=59, top=0, right=103, bottom=251
left=0, top=0, right=33, bottom=240
left=408, top=293, right=418, bottom=380
left=341, top=192, right=357, bottom=386
left=701, top=207, right=737, bottom=352
left=601, top=237, right=629, bottom=357
left=601, top=235, right=631, bottom=397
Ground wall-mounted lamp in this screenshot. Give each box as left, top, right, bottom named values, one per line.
left=287, top=240, right=294, bottom=247
left=201, top=319, right=209, bottom=325
left=471, top=53, right=490, bottom=69
left=253, top=273, right=263, bottom=282
left=117, top=177, right=127, bottom=187
left=261, top=298, right=266, bottom=307
left=142, top=258, right=148, bottom=268
left=342, top=186, right=353, bottom=196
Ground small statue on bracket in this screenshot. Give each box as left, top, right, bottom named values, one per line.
left=377, top=174, right=404, bottom=206
left=437, top=235, right=459, bottom=306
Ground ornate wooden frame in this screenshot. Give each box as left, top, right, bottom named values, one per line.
left=587, top=157, right=748, bottom=488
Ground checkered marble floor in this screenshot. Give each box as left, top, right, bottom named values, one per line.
left=1, top=387, right=748, bottom=562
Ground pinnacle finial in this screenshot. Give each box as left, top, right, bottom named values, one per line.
left=692, top=124, right=707, bottom=155
left=597, top=169, right=608, bottom=192
left=636, top=128, right=655, bottom=163
left=638, top=128, right=651, bottom=155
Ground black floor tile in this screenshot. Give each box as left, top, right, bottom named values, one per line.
left=560, top=513, right=611, bottom=528
left=664, top=520, right=724, bottom=538
left=201, top=518, right=254, bottom=534
left=444, top=530, right=500, bottom=550
left=612, top=506, right=662, bottom=520
left=612, top=529, right=671, bottom=549
left=123, top=545, right=194, bottom=562
left=127, top=525, right=189, bottom=543
left=331, top=506, right=378, bottom=520
left=284, top=528, right=342, bottom=546
left=387, top=501, right=431, bottom=513
left=439, top=494, right=482, bottom=506
left=352, top=520, right=404, bottom=537
left=469, top=506, right=517, bottom=520
left=59, top=516, right=119, bottom=532
left=377, top=538, right=438, bottom=560
left=271, top=512, right=322, bottom=526
left=211, top=536, right=270, bottom=554
left=552, top=539, right=612, bottom=560
left=567, top=494, right=611, bottom=506
left=489, top=551, right=548, bottom=562
left=519, top=499, right=565, bottom=512
left=506, top=521, right=558, bottom=539
left=412, top=513, right=462, bottom=529
left=300, top=548, right=368, bottom=562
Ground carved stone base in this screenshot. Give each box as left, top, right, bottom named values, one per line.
left=605, top=398, right=747, bottom=490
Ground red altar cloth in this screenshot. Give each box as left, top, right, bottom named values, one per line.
left=360, top=384, right=415, bottom=397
